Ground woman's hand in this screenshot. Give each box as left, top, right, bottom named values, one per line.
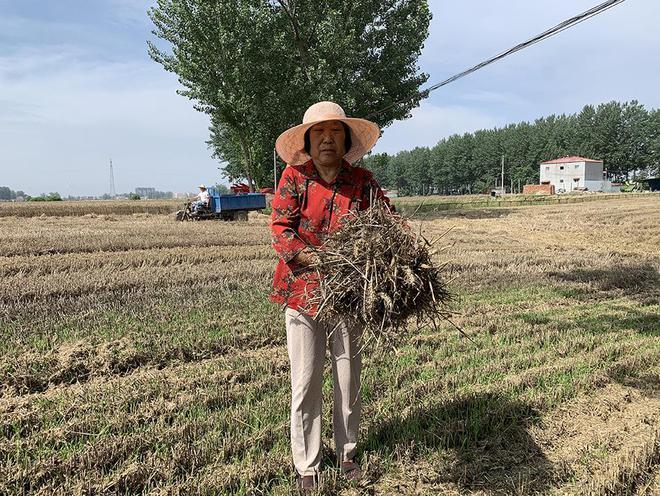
left=293, top=248, right=320, bottom=267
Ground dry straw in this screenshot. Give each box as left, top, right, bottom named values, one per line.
left=309, top=200, right=458, bottom=346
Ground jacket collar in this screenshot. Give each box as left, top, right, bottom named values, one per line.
left=301, top=159, right=353, bottom=183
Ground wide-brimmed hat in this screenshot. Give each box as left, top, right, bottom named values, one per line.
left=198, top=184, right=206, bottom=189
left=275, top=101, right=381, bottom=165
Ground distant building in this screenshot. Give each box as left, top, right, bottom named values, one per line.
left=523, top=184, right=555, bottom=195
left=539, top=156, right=613, bottom=192
left=135, top=187, right=157, bottom=199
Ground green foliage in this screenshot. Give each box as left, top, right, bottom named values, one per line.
left=213, top=183, right=231, bottom=195
left=29, top=192, right=62, bottom=202
left=363, top=100, right=660, bottom=195
left=128, top=193, right=142, bottom=201
left=148, top=0, right=432, bottom=190
left=0, top=187, right=24, bottom=201
left=0, top=187, right=12, bottom=201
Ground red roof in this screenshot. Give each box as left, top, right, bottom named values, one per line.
left=541, top=155, right=603, bottom=164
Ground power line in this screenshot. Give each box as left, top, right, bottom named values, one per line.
left=365, top=0, right=627, bottom=120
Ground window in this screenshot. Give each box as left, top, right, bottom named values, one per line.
left=545, top=166, right=550, bottom=171
left=559, top=179, right=564, bottom=183
left=575, top=164, right=579, bottom=169
left=560, top=166, right=564, bottom=170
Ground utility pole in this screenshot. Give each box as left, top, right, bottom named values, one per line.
left=501, top=155, right=505, bottom=195
left=273, top=148, right=277, bottom=190
left=109, top=158, right=116, bottom=198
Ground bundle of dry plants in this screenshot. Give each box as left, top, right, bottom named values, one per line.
left=310, top=200, right=456, bottom=345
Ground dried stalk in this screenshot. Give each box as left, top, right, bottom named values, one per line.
left=308, top=200, right=457, bottom=345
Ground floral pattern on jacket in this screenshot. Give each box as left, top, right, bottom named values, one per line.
left=270, top=159, right=393, bottom=316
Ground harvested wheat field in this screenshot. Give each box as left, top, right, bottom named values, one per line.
left=1, top=195, right=659, bottom=495
left=0, top=200, right=180, bottom=218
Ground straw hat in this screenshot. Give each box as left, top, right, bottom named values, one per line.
left=276, top=101, right=381, bottom=165
left=198, top=184, right=206, bottom=189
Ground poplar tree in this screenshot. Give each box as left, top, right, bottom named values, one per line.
left=364, top=100, right=659, bottom=194
left=148, top=0, right=432, bottom=189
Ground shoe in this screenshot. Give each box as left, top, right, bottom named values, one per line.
left=340, top=459, right=362, bottom=481
left=296, top=473, right=317, bottom=492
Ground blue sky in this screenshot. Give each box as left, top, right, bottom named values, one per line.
left=1, top=0, right=659, bottom=196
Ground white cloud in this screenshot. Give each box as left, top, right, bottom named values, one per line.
left=0, top=45, right=220, bottom=196
left=0, top=14, right=93, bottom=46
left=2, top=47, right=176, bottom=127
left=105, top=0, right=153, bottom=26
left=458, top=90, right=528, bottom=106
left=374, top=103, right=505, bottom=154
left=408, top=0, right=660, bottom=134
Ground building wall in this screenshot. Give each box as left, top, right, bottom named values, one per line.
left=539, top=160, right=604, bottom=192
left=584, top=161, right=603, bottom=181
left=523, top=184, right=555, bottom=195
left=135, top=187, right=156, bottom=198
left=540, top=160, right=583, bottom=192
left=585, top=180, right=612, bottom=191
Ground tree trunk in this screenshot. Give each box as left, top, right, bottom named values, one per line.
left=277, top=0, right=313, bottom=82
left=236, top=131, right=257, bottom=192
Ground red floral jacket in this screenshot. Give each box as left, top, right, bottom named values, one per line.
left=270, top=159, right=393, bottom=316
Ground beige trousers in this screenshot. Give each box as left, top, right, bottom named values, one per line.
left=285, top=307, right=362, bottom=477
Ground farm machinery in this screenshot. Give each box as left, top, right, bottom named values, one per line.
left=175, top=186, right=267, bottom=221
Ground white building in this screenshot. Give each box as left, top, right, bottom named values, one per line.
left=135, top=187, right=157, bottom=199
left=539, top=156, right=612, bottom=192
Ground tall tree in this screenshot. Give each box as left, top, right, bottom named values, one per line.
left=574, top=104, right=597, bottom=158
left=618, top=100, right=652, bottom=178
left=375, top=100, right=659, bottom=194
left=405, top=147, right=432, bottom=195
left=148, top=0, right=432, bottom=190
left=649, top=108, right=660, bottom=177
left=388, top=150, right=412, bottom=196
left=362, top=153, right=391, bottom=187
left=591, top=102, right=625, bottom=179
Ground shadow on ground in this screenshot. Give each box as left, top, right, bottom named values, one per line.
left=407, top=207, right=520, bottom=221
left=575, top=310, right=660, bottom=337
left=548, top=263, right=660, bottom=303
left=515, top=304, right=660, bottom=337
left=361, top=392, right=554, bottom=494
left=609, top=366, right=660, bottom=399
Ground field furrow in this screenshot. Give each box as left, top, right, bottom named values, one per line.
left=0, top=196, right=658, bottom=494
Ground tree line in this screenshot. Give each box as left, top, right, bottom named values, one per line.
left=0, top=188, right=63, bottom=202
left=362, top=100, right=660, bottom=196
left=0, top=187, right=27, bottom=201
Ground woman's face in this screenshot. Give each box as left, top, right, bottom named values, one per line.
left=309, top=120, right=346, bottom=168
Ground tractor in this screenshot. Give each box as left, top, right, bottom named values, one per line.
left=175, top=186, right=267, bottom=221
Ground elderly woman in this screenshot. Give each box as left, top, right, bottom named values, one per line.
left=270, top=101, right=392, bottom=490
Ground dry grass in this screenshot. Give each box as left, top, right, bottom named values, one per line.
left=0, top=213, right=268, bottom=257
left=1, top=197, right=658, bottom=495
left=0, top=200, right=180, bottom=218
left=311, top=201, right=451, bottom=342
left=393, top=191, right=659, bottom=216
